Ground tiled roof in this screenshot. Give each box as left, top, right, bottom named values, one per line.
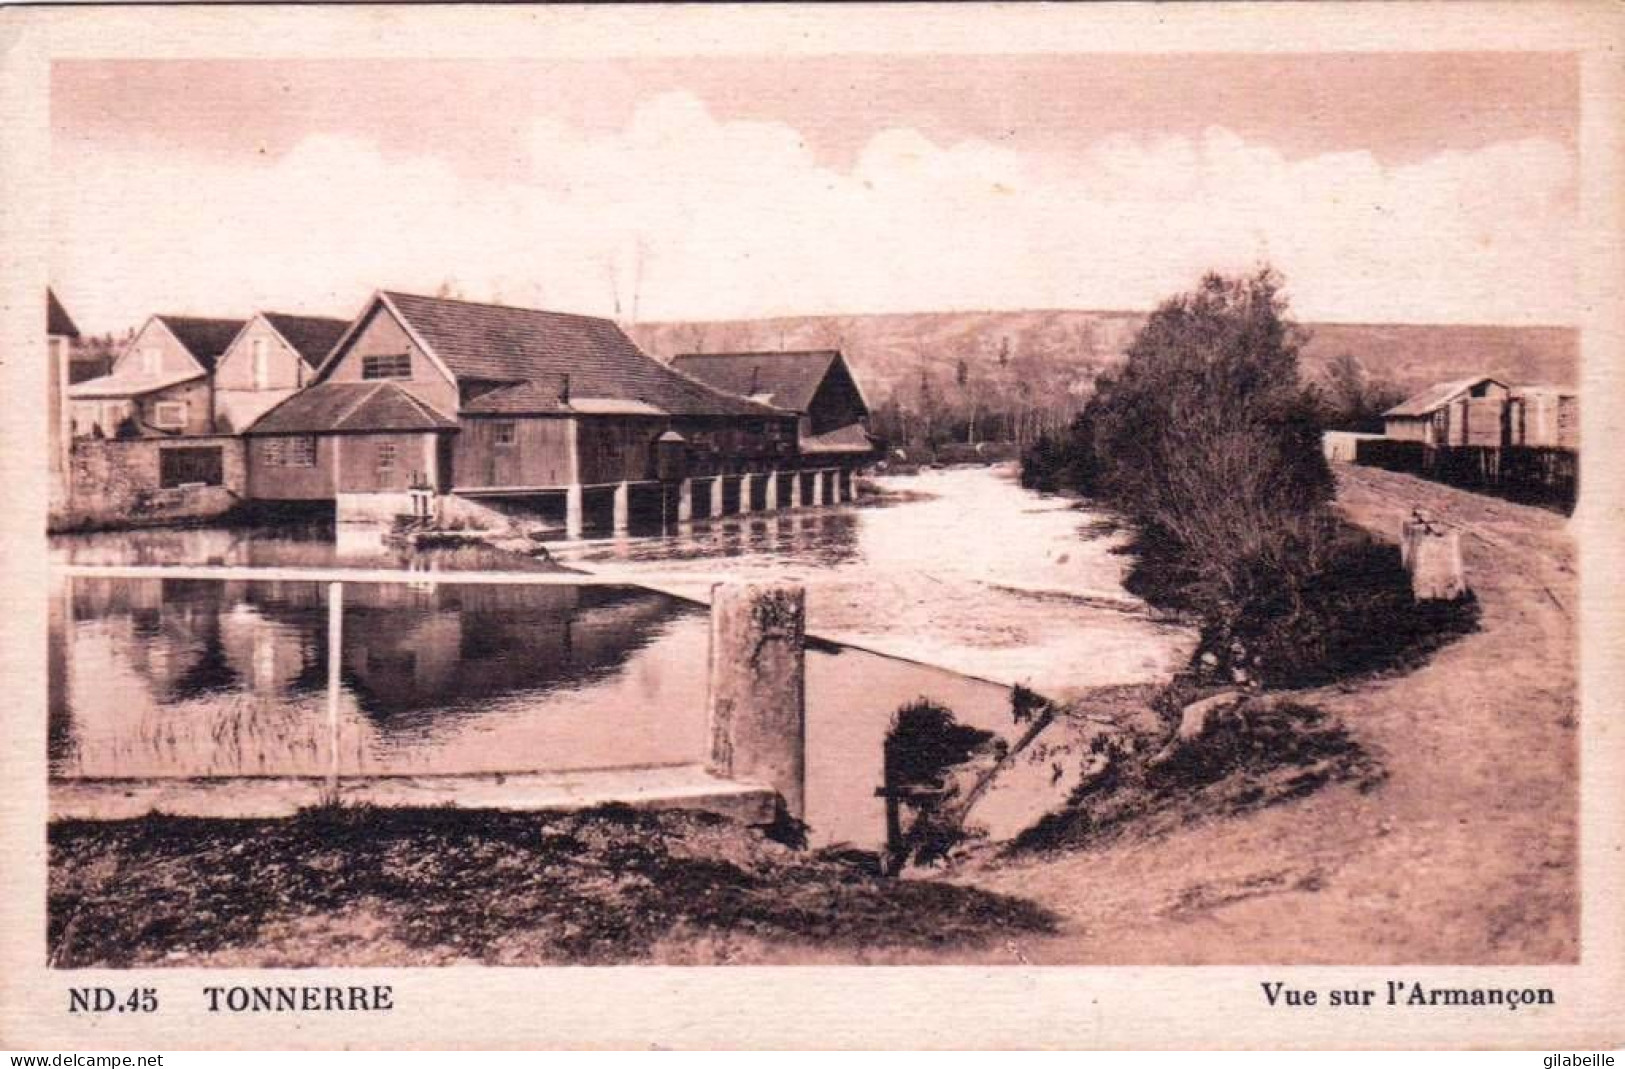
left=800, top=422, right=876, bottom=455
left=262, top=312, right=350, bottom=368
left=246, top=382, right=457, bottom=435
left=68, top=367, right=203, bottom=400
left=669, top=351, right=840, bottom=414
left=48, top=289, right=80, bottom=338
left=156, top=315, right=249, bottom=372
left=379, top=291, right=787, bottom=419
left=1384, top=376, right=1507, bottom=418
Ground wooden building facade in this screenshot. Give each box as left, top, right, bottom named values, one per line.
left=245, top=291, right=814, bottom=530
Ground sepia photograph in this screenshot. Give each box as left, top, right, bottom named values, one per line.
left=3, top=0, right=1623, bottom=1052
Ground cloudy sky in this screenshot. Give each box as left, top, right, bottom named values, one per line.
left=51, top=53, right=1578, bottom=335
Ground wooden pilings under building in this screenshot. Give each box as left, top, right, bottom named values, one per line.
left=447, top=465, right=858, bottom=540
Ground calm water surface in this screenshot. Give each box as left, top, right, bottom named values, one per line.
left=47, top=465, right=1190, bottom=845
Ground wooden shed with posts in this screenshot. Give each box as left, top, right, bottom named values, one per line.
left=1507, top=385, right=1579, bottom=450
left=669, top=349, right=877, bottom=465
left=1383, top=375, right=1510, bottom=447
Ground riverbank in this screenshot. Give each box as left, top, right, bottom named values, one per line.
left=950, top=463, right=1577, bottom=964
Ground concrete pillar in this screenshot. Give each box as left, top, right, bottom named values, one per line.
left=789, top=471, right=803, bottom=509
left=612, top=480, right=630, bottom=534
left=841, top=468, right=854, bottom=503
left=738, top=473, right=753, bottom=515
left=565, top=484, right=584, bottom=540
left=677, top=478, right=693, bottom=523
left=811, top=469, right=826, bottom=507
left=707, top=581, right=807, bottom=820
left=762, top=470, right=778, bottom=512
left=709, top=476, right=724, bottom=519
left=1403, top=524, right=1467, bottom=601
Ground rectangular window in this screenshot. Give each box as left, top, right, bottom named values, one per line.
left=252, top=338, right=269, bottom=389
left=493, top=421, right=517, bottom=447
left=141, top=348, right=159, bottom=375
left=152, top=401, right=187, bottom=429
left=261, top=436, right=316, bottom=467
left=361, top=353, right=412, bottom=380
left=159, top=446, right=224, bottom=488
left=377, top=441, right=397, bottom=472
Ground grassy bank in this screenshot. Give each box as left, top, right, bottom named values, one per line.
left=49, top=803, right=1055, bottom=968
left=953, top=465, right=1577, bottom=964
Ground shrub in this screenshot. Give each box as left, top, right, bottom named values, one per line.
left=1025, top=267, right=1475, bottom=687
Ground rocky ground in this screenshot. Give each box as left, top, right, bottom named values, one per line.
left=48, top=804, right=1054, bottom=968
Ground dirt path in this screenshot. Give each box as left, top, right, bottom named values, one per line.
left=949, top=464, right=1578, bottom=965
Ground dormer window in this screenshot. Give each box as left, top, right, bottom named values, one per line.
left=362, top=353, right=412, bottom=380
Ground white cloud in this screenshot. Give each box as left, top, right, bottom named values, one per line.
left=52, top=90, right=1577, bottom=334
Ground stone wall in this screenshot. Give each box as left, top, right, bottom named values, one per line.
left=51, top=436, right=247, bottom=531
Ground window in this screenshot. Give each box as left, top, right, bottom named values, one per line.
left=140, top=348, right=159, bottom=375
left=377, top=442, right=397, bottom=472
left=493, top=422, right=517, bottom=447
left=152, top=401, right=187, bottom=430
left=262, top=436, right=316, bottom=467
left=252, top=338, right=269, bottom=389
left=361, top=353, right=412, bottom=380
left=159, top=446, right=224, bottom=488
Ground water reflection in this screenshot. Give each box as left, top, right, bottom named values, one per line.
left=48, top=520, right=556, bottom=573
left=51, top=575, right=709, bottom=781
left=49, top=572, right=1020, bottom=846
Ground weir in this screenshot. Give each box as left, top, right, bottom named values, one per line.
left=49, top=566, right=809, bottom=826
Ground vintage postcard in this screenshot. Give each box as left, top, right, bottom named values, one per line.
left=1, top=1, right=1622, bottom=1051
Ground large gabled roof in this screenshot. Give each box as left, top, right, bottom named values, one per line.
left=261, top=312, right=351, bottom=369
left=339, top=291, right=790, bottom=420
left=1384, top=375, right=1508, bottom=418
left=154, top=315, right=249, bottom=372
left=668, top=350, right=844, bottom=414
left=246, top=381, right=458, bottom=435
left=48, top=289, right=79, bottom=338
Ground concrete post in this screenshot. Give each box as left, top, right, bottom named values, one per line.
left=565, top=484, right=584, bottom=540
left=677, top=478, right=693, bottom=523
left=612, top=481, right=630, bottom=534
left=738, top=473, right=753, bottom=515
left=710, top=476, right=724, bottom=519
left=811, top=469, right=825, bottom=507
left=1404, top=525, right=1468, bottom=601
left=762, top=470, right=778, bottom=511
left=707, top=581, right=807, bottom=820
left=789, top=471, right=803, bottom=509
left=841, top=468, right=854, bottom=502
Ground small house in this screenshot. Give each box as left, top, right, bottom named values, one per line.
left=212, top=312, right=350, bottom=433
left=669, top=349, right=875, bottom=461
left=68, top=314, right=245, bottom=438
left=1383, top=376, right=1510, bottom=447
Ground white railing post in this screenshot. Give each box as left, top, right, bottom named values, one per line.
left=326, top=580, right=344, bottom=803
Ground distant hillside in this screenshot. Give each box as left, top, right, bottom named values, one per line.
left=629, top=311, right=1578, bottom=406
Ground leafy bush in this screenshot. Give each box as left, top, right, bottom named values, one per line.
left=1024, top=268, right=1475, bottom=687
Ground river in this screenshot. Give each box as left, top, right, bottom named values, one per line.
left=48, top=463, right=1192, bottom=846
